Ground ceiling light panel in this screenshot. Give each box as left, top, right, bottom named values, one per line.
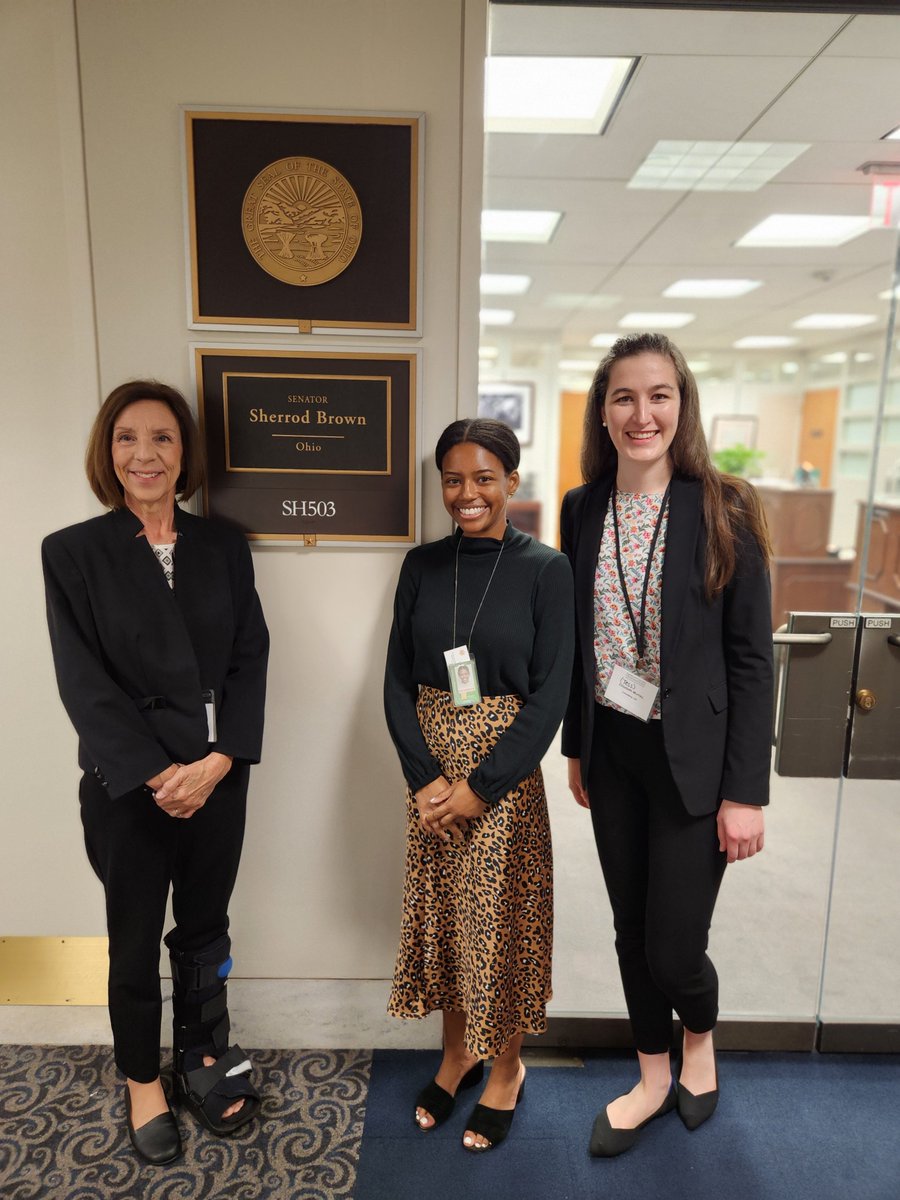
left=664, top=279, right=762, bottom=299
left=736, top=214, right=872, bottom=248
left=543, top=293, right=620, bottom=310
left=479, top=308, right=515, bottom=326
left=590, top=333, right=620, bottom=348
left=628, top=140, right=809, bottom=192
left=734, top=336, right=798, bottom=349
left=485, top=56, right=635, bottom=135
left=792, top=314, right=876, bottom=330
left=482, top=209, right=562, bottom=243
left=480, top=274, right=532, bottom=295
left=619, top=312, right=695, bottom=329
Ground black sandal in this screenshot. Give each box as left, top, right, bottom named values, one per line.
left=462, top=1074, right=526, bottom=1151
left=415, top=1059, right=483, bottom=1130
left=168, top=934, right=261, bottom=1136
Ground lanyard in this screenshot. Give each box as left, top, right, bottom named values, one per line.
left=611, top=484, right=670, bottom=665
left=452, top=534, right=506, bottom=650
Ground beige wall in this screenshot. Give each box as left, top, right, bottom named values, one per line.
left=2, top=0, right=488, bottom=979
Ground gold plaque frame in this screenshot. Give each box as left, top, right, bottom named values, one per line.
left=183, top=107, right=423, bottom=335
left=194, top=346, right=421, bottom=545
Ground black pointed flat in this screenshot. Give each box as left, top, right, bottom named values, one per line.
left=676, top=1077, right=719, bottom=1130
left=589, top=1086, right=676, bottom=1158
left=124, top=1086, right=182, bottom=1165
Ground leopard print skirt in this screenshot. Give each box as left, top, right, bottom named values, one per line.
left=387, top=686, right=553, bottom=1058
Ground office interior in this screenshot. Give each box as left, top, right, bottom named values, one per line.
left=2, top=0, right=899, bottom=1073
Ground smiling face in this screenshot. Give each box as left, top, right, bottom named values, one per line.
left=602, top=351, right=681, bottom=491
left=111, top=399, right=183, bottom=514
left=441, top=441, right=518, bottom=539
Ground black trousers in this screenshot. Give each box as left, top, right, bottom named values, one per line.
left=78, top=765, right=248, bottom=1082
left=587, top=705, right=727, bottom=1054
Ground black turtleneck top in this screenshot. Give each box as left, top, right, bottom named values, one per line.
left=384, top=523, right=575, bottom=804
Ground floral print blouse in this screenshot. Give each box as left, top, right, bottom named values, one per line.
left=593, top=490, right=669, bottom=720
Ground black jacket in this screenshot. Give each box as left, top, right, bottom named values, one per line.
left=560, top=474, right=773, bottom=815
left=42, top=506, right=269, bottom=799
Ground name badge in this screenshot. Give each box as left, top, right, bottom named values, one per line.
left=202, top=688, right=217, bottom=742
left=604, top=665, right=658, bottom=723
left=444, top=645, right=482, bottom=707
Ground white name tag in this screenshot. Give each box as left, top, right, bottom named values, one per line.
left=604, top=665, right=659, bottom=723
left=202, top=688, right=217, bottom=742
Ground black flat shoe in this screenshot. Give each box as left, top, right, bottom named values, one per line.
left=124, top=1087, right=182, bottom=1165
left=462, top=1075, right=526, bottom=1152
left=676, top=1077, right=719, bottom=1130
left=415, top=1059, right=484, bottom=1130
left=589, top=1087, right=676, bottom=1158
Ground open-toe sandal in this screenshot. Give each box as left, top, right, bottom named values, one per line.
left=414, top=1059, right=483, bottom=1130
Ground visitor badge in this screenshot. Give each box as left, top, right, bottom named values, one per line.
left=444, top=647, right=482, bottom=707
left=604, top=665, right=658, bottom=723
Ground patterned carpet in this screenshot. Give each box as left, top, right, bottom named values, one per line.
left=0, top=1044, right=370, bottom=1200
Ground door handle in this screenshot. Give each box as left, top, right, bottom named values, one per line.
left=773, top=631, right=833, bottom=646
left=888, top=635, right=900, bottom=648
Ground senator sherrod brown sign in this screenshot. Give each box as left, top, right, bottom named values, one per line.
left=196, top=348, right=418, bottom=544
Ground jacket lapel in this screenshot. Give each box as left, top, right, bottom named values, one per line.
left=575, top=477, right=613, bottom=674
left=661, top=475, right=701, bottom=676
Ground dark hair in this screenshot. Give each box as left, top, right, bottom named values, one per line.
left=85, top=380, right=205, bottom=508
left=434, top=418, right=520, bottom=475
left=581, top=332, right=770, bottom=597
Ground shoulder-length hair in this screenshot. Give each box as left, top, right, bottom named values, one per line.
left=85, top=380, right=206, bottom=508
left=581, top=332, right=771, bottom=598
left=434, top=417, right=520, bottom=475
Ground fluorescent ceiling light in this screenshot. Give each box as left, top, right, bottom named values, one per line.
left=485, top=56, right=635, bottom=135
left=590, top=333, right=620, bottom=348
left=619, top=312, right=695, bottom=329
left=736, top=214, right=872, bottom=248
left=883, top=125, right=900, bottom=140
left=479, top=308, right=515, bottom=325
left=792, top=313, right=876, bottom=329
left=559, top=359, right=598, bottom=372
left=629, top=140, right=808, bottom=192
left=544, top=293, right=620, bottom=310
left=482, top=209, right=562, bottom=243
left=878, top=285, right=900, bottom=299
left=820, top=352, right=848, bottom=364
left=734, top=336, right=798, bottom=349
left=480, top=273, right=532, bottom=295
left=854, top=352, right=875, bottom=363
left=687, top=361, right=711, bottom=373
left=479, top=345, right=499, bottom=359
left=781, top=362, right=800, bottom=374
left=664, top=279, right=762, bottom=299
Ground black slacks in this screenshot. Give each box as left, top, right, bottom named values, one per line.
left=587, top=705, right=727, bottom=1054
left=78, top=765, right=248, bottom=1082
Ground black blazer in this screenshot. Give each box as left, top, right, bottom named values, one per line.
left=560, top=474, right=773, bottom=816
left=42, top=506, right=269, bottom=799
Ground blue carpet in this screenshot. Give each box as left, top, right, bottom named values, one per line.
left=355, top=1049, right=900, bottom=1200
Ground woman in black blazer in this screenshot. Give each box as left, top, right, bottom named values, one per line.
left=560, top=333, right=773, bottom=1157
left=42, top=381, right=269, bottom=1164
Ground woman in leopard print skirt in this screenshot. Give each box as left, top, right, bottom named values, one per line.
left=384, top=418, right=574, bottom=1153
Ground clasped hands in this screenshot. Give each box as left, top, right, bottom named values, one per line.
left=414, top=775, right=486, bottom=843
left=145, top=751, right=233, bottom=819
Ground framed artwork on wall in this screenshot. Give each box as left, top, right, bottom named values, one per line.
left=477, top=382, right=534, bottom=446
left=183, top=108, right=423, bottom=335
left=194, top=346, right=419, bottom=545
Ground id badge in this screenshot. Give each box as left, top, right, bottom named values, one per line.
left=604, top=665, right=658, bottom=723
left=202, top=689, right=217, bottom=742
left=444, top=645, right=482, bottom=707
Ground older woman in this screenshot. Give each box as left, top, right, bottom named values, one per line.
left=384, top=418, right=574, bottom=1153
left=42, top=381, right=269, bottom=1164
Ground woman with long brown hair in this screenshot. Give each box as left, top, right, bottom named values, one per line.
left=560, top=333, right=773, bottom=1156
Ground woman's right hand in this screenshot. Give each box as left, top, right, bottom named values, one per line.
left=414, top=776, right=452, bottom=838
left=567, top=758, right=590, bottom=808
left=145, top=763, right=179, bottom=792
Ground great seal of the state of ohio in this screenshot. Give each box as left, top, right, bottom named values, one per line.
left=241, top=156, right=362, bottom=286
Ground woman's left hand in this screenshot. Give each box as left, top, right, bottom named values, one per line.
left=717, top=799, right=765, bottom=863
left=153, top=752, right=233, bottom=819
left=428, top=779, right=487, bottom=843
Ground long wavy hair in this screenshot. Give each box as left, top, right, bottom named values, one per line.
left=581, top=332, right=771, bottom=598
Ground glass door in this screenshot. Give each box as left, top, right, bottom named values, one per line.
left=480, top=2, right=900, bottom=1044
